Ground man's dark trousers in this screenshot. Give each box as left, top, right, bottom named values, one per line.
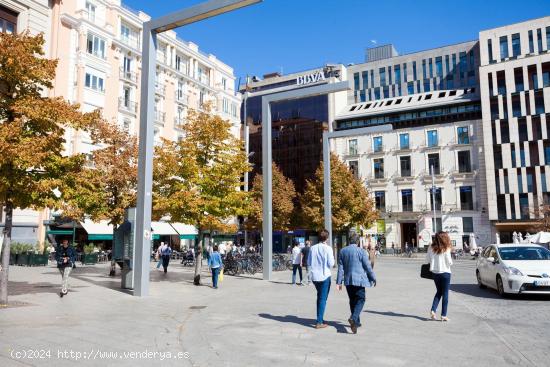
left=346, top=285, right=365, bottom=326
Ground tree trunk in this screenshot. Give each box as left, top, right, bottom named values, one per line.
left=109, top=224, right=118, bottom=276
left=0, top=204, right=13, bottom=307
left=193, top=229, right=203, bottom=285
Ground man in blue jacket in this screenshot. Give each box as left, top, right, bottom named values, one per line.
left=55, top=239, right=76, bottom=298
left=336, top=232, right=376, bottom=334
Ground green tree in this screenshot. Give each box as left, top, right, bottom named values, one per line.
left=0, top=32, right=97, bottom=306
left=301, top=153, right=378, bottom=249
left=62, top=119, right=138, bottom=275
left=153, top=104, right=251, bottom=285
left=246, top=162, right=296, bottom=231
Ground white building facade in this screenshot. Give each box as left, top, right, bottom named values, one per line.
left=479, top=16, right=550, bottom=243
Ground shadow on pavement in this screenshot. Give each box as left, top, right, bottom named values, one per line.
left=451, top=283, right=550, bottom=301
left=258, top=313, right=349, bottom=333
left=7, top=280, right=86, bottom=296
left=364, top=310, right=427, bottom=321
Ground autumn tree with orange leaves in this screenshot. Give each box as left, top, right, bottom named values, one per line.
left=0, top=32, right=100, bottom=306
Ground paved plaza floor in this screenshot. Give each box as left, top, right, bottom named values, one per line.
left=1, top=256, right=549, bottom=367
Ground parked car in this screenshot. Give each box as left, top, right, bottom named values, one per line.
left=476, top=243, right=550, bottom=297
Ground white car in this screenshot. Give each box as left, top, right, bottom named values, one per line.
left=476, top=243, right=550, bottom=297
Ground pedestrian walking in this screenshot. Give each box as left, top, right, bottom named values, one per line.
left=366, top=243, right=376, bottom=269
left=301, top=240, right=312, bottom=285
left=307, top=229, right=335, bottom=329
left=208, top=245, right=223, bottom=289
left=336, top=232, right=376, bottom=334
left=55, top=239, right=76, bottom=298
left=161, top=243, right=172, bottom=273
left=427, top=232, right=453, bottom=321
left=291, top=240, right=303, bottom=285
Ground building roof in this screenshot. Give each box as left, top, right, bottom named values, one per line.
left=336, top=88, right=479, bottom=121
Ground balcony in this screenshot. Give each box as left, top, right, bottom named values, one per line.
left=393, top=171, right=417, bottom=185
left=154, top=111, right=166, bottom=126
left=118, top=98, right=138, bottom=114
left=448, top=137, right=473, bottom=148
left=155, top=83, right=166, bottom=96
left=419, top=169, right=446, bottom=184
left=174, top=117, right=185, bottom=128
left=77, top=9, right=106, bottom=27
left=119, top=35, right=139, bottom=50
left=175, top=91, right=189, bottom=105
left=367, top=145, right=386, bottom=157
left=450, top=169, right=477, bottom=181
left=393, top=144, right=414, bottom=154
left=120, top=68, right=138, bottom=84
left=365, top=173, right=390, bottom=186
left=344, top=149, right=360, bottom=158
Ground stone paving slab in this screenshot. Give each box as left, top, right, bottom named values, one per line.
left=0, top=258, right=548, bottom=367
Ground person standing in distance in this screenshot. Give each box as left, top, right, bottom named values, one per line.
left=291, top=240, right=303, bottom=285
left=301, top=240, right=312, bottom=285
left=336, top=232, right=376, bottom=334
left=427, top=232, right=453, bottom=321
left=55, top=239, right=76, bottom=297
left=208, top=245, right=223, bottom=289
left=307, top=229, right=335, bottom=329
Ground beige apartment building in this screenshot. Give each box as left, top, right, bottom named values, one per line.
left=1, top=0, right=241, bottom=245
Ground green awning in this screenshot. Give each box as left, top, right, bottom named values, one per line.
left=47, top=230, right=74, bottom=235
left=153, top=234, right=160, bottom=240
left=88, top=234, right=113, bottom=241
left=179, top=234, right=197, bottom=240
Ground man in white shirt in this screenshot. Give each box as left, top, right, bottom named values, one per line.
left=291, top=240, right=303, bottom=285
left=307, top=229, right=335, bottom=329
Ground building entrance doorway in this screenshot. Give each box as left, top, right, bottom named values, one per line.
left=401, top=222, right=417, bottom=250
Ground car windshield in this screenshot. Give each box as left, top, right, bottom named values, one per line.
left=498, top=246, right=550, bottom=261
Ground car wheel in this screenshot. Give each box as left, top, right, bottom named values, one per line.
left=496, top=275, right=507, bottom=297
left=476, top=270, right=486, bottom=289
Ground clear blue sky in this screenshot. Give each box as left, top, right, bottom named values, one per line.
left=125, top=0, right=549, bottom=81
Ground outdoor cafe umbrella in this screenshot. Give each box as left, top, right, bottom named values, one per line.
left=529, top=231, right=550, bottom=244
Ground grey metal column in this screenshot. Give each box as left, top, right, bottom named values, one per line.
left=322, top=131, right=333, bottom=250
left=261, top=98, right=273, bottom=280
left=134, top=25, right=156, bottom=297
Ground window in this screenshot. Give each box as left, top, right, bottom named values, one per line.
left=428, top=153, right=440, bottom=175
left=84, top=71, right=105, bottom=92
left=435, top=56, right=443, bottom=77
left=542, top=62, right=550, bottom=88
left=199, top=90, right=205, bottom=106
left=462, top=217, right=474, bottom=233
left=375, top=191, right=385, bottom=212
left=353, top=73, right=360, bottom=90
left=401, top=189, right=413, bottom=212
left=496, top=70, right=506, bottom=95
left=511, top=33, right=521, bottom=57
left=86, top=1, right=96, bottom=22
left=175, top=55, right=181, bottom=71
left=413, top=61, right=417, bottom=80
left=373, top=136, right=383, bottom=152
left=400, top=156, right=411, bottom=177
left=379, top=67, right=386, bottom=86
left=535, top=91, right=545, bottom=114
left=487, top=39, right=494, bottom=63
left=407, top=82, right=414, bottom=94
left=349, top=161, right=358, bottom=179
left=528, top=30, right=534, bottom=53
left=427, top=130, right=438, bottom=147
left=429, top=59, right=433, bottom=78
left=373, top=159, right=384, bottom=179
left=399, top=133, right=409, bottom=149
left=457, top=126, right=469, bottom=144
left=370, top=70, right=374, bottom=88
left=394, top=65, right=401, bottom=84
left=0, top=6, right=17, bottom=34
left=547, top=26, right=550, bottom=53
left=430, top=187, right=442, bottom=211
left=348, top=139, right=358, bottom=155
left=493, top=145, right=502, bottom=169
left=519, top=193, right=529, bottom=219
left=518, top=118, right=528, bottom=142
left=499, top=36, right=509, bottom=60
left=388, top=66, right=392, bottom=85
left=403, top=63, right=408, bottom=82
left=422, top=59, right=427, bottom=79
left=123, top=86, right=131, bottom=107
left=87, top=33, right=106, bottom=59
left=423, top=80, right=430, bottom=92
left=460, top=186, right=474, bottom=210
left=538, top=29, right=543, bottom=52
left=514, top=67, right=524, bottom=92
left=458, top=151, right=472, bottom=173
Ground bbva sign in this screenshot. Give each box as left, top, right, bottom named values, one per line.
left=296, top=70, right=326, bottom=86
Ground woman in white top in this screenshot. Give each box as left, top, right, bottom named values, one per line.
left=426, top=232, right=453, bottom=321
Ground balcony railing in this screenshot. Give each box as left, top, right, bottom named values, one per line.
left=118, top=98, right=138, bottom=114
left=155, top=83, right=166, bottom=95
left=154, top=111, right=166, bottom=125
left=367, top=145, right=386, bottom=156
left=120, top=68, right=138, bottom=83
left=175, top=91, right=189, bottom=105
left=174, top=117, right=185, bottom=128
left=120, top=35, right=139, bottom=50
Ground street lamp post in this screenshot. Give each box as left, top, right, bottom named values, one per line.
left=134, top=0, right=261, bottom=297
